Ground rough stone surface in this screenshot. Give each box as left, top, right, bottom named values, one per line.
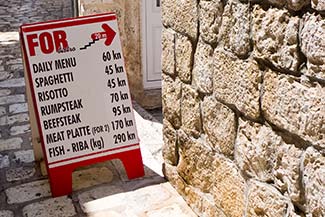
left=252, top=5, right=300, bottom=72
left=0, top=106, right=5, bottom=116
left=235, top=119, right=279, bottom=182
left=163, top=163, right=225, bottom=217
left=162, top=0, right=325, bottom=215
left=176, top=33, right=193, bottom=83
left=181, top=85, right=201, bottom=137
left=311, top=0, right=325, bottom=10
left=199, top=0, right=223, bottom=45
left=273, top=142, right=303, bottom=204
left=162, top=28, right=175, bottom=76
left=301, top=147, right=325, bottom=216
left=236, top=119, right=303, bottom=204
left=9, top=103, right=28, bottom=114
left=162, top=0, right=198, bottom=40
left=262, top=71, right=325, bottom=149
left=72, top=167, right=114, bottom=191
left=13, top=149, right=35, bottom=163
left=5, top=180, right=51, bottom=204
left=177, top=131, right=245, bottom=217
left=0, top=113, right=29, bottom=126
left=268, top=0, right=286, bottom=7
left=213, top=50, right=261, bottom=120
left=162, top=74, right=181, bottom=128
left=79, top=183, right=197, bottom=216
left=10, top=124, right=30, bottom=135
left=287, top=0, right=310, bottom=10
left=22, top=197, right=76, bottom=217
left=162, top=119, right=178, bottom=165
left=6, top=167, right=36, bottom=182
left=0, top=154, right=10, bottom=168
left=0, top=137, right=23, bottom=151
left=0, top=78, right=25, bottom=88
left=192, top=38, right=213, bottom=94
left=202, top=96, right=236, bottom=157
left=0, top=95, right=25, bottom=105
left=218, top=0, right=251, bottom=57
left=0, top=89, right=11, bottom=97
left=300, top=13, right=325, bottom=80
left=0, top=210, right=14, bottom=217
left=246, top=180, right=295, bottom=217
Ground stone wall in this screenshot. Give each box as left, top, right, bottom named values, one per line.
left=79, top=0, right=162, bottom=109
left=162, top=0, right=324, bottom=216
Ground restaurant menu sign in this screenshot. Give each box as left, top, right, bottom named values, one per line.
left=20, top=13, right=144, bottom=196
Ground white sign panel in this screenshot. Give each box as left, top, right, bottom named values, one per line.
left=21, top=13, right=140, bottom=169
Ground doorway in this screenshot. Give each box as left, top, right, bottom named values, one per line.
left=142, top=0, right=162, bottom=89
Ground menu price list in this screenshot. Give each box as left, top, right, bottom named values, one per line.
left=30, top=45, right=137, bottom=165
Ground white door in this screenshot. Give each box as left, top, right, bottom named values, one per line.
left=142, top=0, right=162, bottom=89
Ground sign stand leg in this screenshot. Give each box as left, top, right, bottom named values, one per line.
left=48, top=166, right=73, bottom=197
left=120, top=147, right=145, bottom=179
left=47, top=147, right=145, bottom=197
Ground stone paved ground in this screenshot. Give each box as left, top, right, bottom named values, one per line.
left=0, top=1, right=195, bottom=216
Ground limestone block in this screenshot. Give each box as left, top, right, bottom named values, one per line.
left=163, top=163, right=187, bottom=197
left=78, top=184, right=125, bottom=212
left=202, top=96, right=236, bottom=157
left=252, top=6, right=300, bottom=72
left=163, top=163, right=226, bottom=217
left=199, top=0, right=223, bottom=45
left=0, top=137, right=23, bottom=151
left=162, top=74, right=181, bottom=128
left=22, top=197, right=76, bottom=217
left=162, top=28, right=175, bottom=76
left=9, top=103, right=28, bottom=114
left=236, top=119, right=303, bottom=203
left=0, top=95, right=25, bottom=105
left=301, top=147, right=325, bottom=217
left=0, top=113, right=29, bottom=126
left=13, top=149, right=35, bottom=163
left=300, top=13, right=325, bottom=80
left=162, top=119, right=178, bottom=165
left=181, top=85, right=201, bottom=137
left=5, top=180, right=51, bottom=204
left=162, top=0, right=198, bottom=40
left=177, top=131, right=245, bottom=217
left=246, top=180, right=296, bottom=217
left=287, top=0, right=310, bottom=11
left=268, top=0, right=286, bottom=7
left=273, top=142, right=303, bottom=204
left=211, top=159, right=245, bottom=217
left=176, top=33, right=193, bottom=83
left=192, top=38, right=213, bottom=94
left=0, top=70, right=11, bottom=81
left=235, top=119, right=279, bottom=182
left=0, top=154, right=9, bottom=169
left=0, top=107, right=5, bottom=116
left=312, top=0, right=325, bottom=10
left=0, top=210, right=13, bottom=217
left=0, top=89, right=11, bottom=97
left=6, top=167, right=36, bottom=182
left=213, top=50, right=261, bottom=120
left=72, top=167, right=114, bottom=191
left=218, top=0, right=251, bottom=57
left=177, top=131, right=216, bottom=192
left=262, top=71, right=325, bottom=150
left=0, top=78, right=25, bottom=88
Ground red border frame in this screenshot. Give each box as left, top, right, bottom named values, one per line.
left=20, top=13, right=144, bottom=196
left=21, top=13, right=143, bottom=166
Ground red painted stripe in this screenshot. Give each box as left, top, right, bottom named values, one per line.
left=48, top=143, right=140, bottom=166
left=21, top=14, right=116, bottom=33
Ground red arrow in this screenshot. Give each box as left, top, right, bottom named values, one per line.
left=91, top=24, right=116, bottom=46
